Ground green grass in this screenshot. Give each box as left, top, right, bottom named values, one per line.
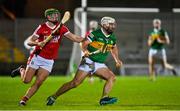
left=0, top=76, right=180, bottom=110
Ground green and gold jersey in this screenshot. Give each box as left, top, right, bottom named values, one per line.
left=87, top=28, right=116, bottom=63
left=149, top=28, right=167, bottom=50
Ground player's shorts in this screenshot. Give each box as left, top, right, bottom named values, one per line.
left=27, top=55, right=54, bottom=72
left=78, top=57, right=107, bottom=74
left=148, top=48, right=167, bottom=61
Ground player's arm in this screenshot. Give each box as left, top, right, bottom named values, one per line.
left=155, top=30, right=170, bottom=44
left=165, top=32, right=170, bottom=44
left=81, top=33, right=96, bottom=56
left=27, top=35, right=45, bottom=47
left=24, top=38, right=32, bottom=50
left=64, top=32, right=84, bottom=43
left=156, top=33, right=169, bottom=44
left=81, top=38, right=90, bottom=52
left=148, top=35, right=154, bottom=46
left=110, top=44, right=123, bottom=67
left=165, top=33, right=170, bottom=44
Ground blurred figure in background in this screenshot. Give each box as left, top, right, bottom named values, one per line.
left=148, top=19, right=177, bottom=81
left=85, top=20, right=98, bottom=37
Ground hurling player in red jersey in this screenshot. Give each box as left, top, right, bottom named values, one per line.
left=11, top=8, right=84, bottom=106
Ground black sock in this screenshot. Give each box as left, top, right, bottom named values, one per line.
left=172, top=69, right=177, bottom=76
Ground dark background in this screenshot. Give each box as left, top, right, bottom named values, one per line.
left=0, top=0, right=179, bottom=75
left=0, top=0, right=180, bottom=19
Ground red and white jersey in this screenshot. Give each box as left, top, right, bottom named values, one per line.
left=85, top=31, right=90, bottom=38
left=85, top=29, right=93, bottom=38
left=31, top=22, right=70, bottom=59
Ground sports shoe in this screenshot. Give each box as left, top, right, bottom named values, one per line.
left=172, top=69, right=178, bottom=76
left=19, top=100, right=26, bottom=106
left=150, top=75, right=156, bottom=82
left=99, top=97, right=118, bottom=105
left=11, top=65, right=24, bottom=78
left=46, top=96, right=56, bottom=106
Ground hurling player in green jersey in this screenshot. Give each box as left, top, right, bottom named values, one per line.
left=148, top=19, right=177, bottom=81
left=47, top=17, right=123, bottom=106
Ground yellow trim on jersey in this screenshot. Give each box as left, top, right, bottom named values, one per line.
left=151, top=33, right=159, bottom=40
left=89, top=41, right=104, bottom=49
left=89, top=41, right=114, bottom=52
left=106, top=45, right=114, bottom=51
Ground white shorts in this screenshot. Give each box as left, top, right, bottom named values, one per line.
left=27, top=55, right=54, bottom=72
left=78, top=57, right=107, bottom=74
left=148, top=48, right=167, bottom=62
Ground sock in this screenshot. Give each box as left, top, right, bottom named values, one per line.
left=20, top=96, right=29, bottom=103
left=172, top=69, right=177, bottom=76
left=52, top=95, right=57, bottom=100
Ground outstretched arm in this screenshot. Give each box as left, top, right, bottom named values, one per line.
left=110, top=44, right=123, bottom=67
left=64, top=32, right=84, bottom=43
left=80, top=38, right=92, bottom=56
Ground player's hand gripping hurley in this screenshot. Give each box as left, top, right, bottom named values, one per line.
left=40, top=11, right=71, bottom=48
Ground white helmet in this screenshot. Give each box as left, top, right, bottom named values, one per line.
left=153, top=19, right=161, bottom=24
left=89, top=20, right=98, bottom=30
left=101, top=16, right=115, bottom=26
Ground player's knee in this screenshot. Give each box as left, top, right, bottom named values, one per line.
left=71, top=80, right=81, bottom=88
left=111, top=75, right=116, bottom=82
left=108, top=75, right=116, bottom=82
left=22, top=78, right=31, bottom=84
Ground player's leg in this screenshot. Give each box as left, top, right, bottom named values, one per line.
left=95, top=67, right=117, bottom=105
left=47, top=70, right=89, bottom=105
left=19, top=55, right=54, bottom=105
left=19, top=67, right=49, bottom=105
left=88, top=74, right=94, bottom=84
left=148, top=49, right=156, bottom=81
left=149, top=56, right=156, bottom=80
left=11, top=55, right=38, bottom=83
left=11, top=65, right=37, bottom=83
left=22, top=66, right=38, bottom=83
left=11, top=65, right=24, bottom=78
left=161, top=49, right=177, bottom=76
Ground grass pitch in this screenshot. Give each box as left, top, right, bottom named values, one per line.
left=0, top=76, right=180, bottom=110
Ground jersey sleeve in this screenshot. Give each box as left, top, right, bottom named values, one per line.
left=61, top=25, right=70, bottom=36
left=160, top=29, right=168, bottom=37
left=164, top=30, right=168, bottom=37
left=87, top=32, right=95, bottom=42
left=148, top=30, right=153, bottom=36
left=32, top=25, right=42, bottom=38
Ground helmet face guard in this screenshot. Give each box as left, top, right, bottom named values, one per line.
left=153, top=19, right=161, bottom=29
left=101, top=17, right=116, bottom=34
left=45, top=8, right=61, bottom=24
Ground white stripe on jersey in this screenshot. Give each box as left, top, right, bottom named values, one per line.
left=33, top=25, right=41, bottom=38
left=64, top=31, right=70, bottom=36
